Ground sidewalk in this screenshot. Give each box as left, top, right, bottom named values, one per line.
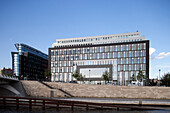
left=58, top=97, right=170, bottom=106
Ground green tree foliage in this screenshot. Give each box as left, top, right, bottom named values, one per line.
left=149, top=79, right=157, bottom=86
left=137, top=68, right=145, bottom=82
left=44, top=69, right=51, bottom=80
left=130, top=74, right=136, bottom=82
left=72, top=71, right=83, bottom=81
left=161, top=73, right=170, bottom=86
left=102, top=70, right=110, bottom=84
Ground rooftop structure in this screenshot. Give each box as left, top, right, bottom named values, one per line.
left=52, top=32, right=145, bottom=47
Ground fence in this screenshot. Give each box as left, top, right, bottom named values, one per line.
left=0, top=96, right=158, bottom=111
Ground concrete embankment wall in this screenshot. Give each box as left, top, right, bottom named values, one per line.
left=45, top=82, right=170, bottom=99
left=0, top=81, right=26, bottom=97
left=21, top=80, right=170, bottom=99
left=20, top=80, right=68, bottom=98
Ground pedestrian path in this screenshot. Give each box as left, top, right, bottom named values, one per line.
left=59, top=97, right=170, bottom=106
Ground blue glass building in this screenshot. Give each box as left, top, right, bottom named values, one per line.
left=12, top=43, right=48, bottom=80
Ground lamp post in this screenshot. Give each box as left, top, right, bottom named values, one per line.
left=122, top=70, right=125, bottom=86
left=159, top=69, right=161, bottom=80
left=84, top=75, right=85, bottom=84
left=89, top=69, right=91, bottom=84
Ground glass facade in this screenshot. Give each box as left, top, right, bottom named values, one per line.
left=50, top=41, right=149, bottom=85
left=12, top=43, right=48, bottom=80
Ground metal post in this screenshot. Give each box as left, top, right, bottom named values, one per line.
left=16, top=98, right=19, bottom=110
left=3, top=97, right=6, bottom=109
left=71, top=102, right=74, bottom=110
left=86, top=104, right=88, bottom=111
left=29, top=99, right=32, bottom=110
left=43, top=100, right=45, bottom=110
left=122, top=70, right=124, bottom=85
left=89, top=70, right=91, bottom=84
left=159, top=69, right=161, bottom=80
left=56, top=101, right=59, bottom=110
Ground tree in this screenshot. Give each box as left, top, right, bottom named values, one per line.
left=102, top=70, right=110, bottom=84
left=44, top=69, right=51, bottom=81
left=149, top=79, right=157, bottom=86
left=130, top=74, right=136, bottom=82
left=161, top=73, right=170, bottom=86
left=137, top=68, right=145, bottom=82
left=72, top=71, right=84, bottom=82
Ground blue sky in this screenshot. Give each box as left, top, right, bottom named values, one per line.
left=0, top=0, right=170, bottom=78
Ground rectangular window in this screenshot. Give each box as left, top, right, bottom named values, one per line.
left=51, top=51, right=54, bottom=56
left=129, top=52, right=131, bottom=57
left=107, top=53, right=110, bottom=58
left=113, top=53, right=115, bottom=58
left=118, top=52, right=120, bottom=58
left=132, top=58, right=134, bottom=64
left=102, top=53, right=105, bottom=59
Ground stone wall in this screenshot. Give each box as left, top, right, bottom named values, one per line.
left=21, top=80, right=68, bottom=98
left=45, top=82, right=170, bottom=99
left=22, top=81, right=170, bottom=99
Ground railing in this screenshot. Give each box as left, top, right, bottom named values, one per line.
left=0, top=96, right=159, bottom=111
left=39, top=82, right=74, bottom=97
left=0, top=75, right=19, bottom=81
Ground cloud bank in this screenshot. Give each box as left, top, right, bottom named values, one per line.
left=149, top=47, right=170, bottom=59
left=154, top=52, right=170, bottom=59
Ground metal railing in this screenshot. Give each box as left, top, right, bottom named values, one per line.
left=0, top=96, right=159, bottom=111
left=0, top=75, right=19, bottom=81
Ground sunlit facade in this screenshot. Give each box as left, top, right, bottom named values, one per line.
left=49, top=32, right=149, bottom=85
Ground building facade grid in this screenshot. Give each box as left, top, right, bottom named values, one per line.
left=49, top=38, right=149, bottom=85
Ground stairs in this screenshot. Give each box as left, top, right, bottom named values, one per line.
left=39, top=81, right=74, bottom=97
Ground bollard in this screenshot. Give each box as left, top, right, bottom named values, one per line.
left=139, top=99, right=142, bottom=106
left=50, top=91, right=54, bottom=97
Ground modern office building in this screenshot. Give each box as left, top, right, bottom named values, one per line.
left=49, top=31, right=149, bottom=85
left=11, top=43, right=48, bottom=80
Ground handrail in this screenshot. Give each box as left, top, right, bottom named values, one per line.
left=0, top=96, right=159, bottom=111
left=0, top=75, right=19, bottom=81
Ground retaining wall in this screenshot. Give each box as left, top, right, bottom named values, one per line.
left=22, top=81, right=170, bottom=99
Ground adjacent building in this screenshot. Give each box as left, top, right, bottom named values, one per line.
left=0, top=67, right=13, bottom=76
left=11, top=43, right=48, bottom=80
left=49, top=31, right=149, bottom=85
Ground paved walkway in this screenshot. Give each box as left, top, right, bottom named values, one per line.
left=57, top=97, right=170, bottom=106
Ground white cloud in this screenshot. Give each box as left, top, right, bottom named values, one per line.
left=149, top=47, right=156, bottom=56
left=154, top=52, right=170, bottom=59
left=149, top=47, right=170, bottom=59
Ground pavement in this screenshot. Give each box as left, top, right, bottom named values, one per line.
left=57, top=97, right=170, bottom=106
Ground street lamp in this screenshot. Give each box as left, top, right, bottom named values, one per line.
left=89, top=69, right=91, bottom=84
left=122, top=70, right=125, bottom=86
left=159, top=69, right=161, bottom=80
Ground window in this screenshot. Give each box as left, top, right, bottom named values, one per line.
left=126, top=58, right=128, bottom=64
left=107, top=53, right=110, bottom=58
left=51, top=51, right=54, bottom=56
left=132, top=58, right=134, bottom=64
left=118, top=52, right=120, bottom=58
left=129, top=52, right=131, bottom=57
left=113, top=53, right=115, bottom=58
left=73, top=50, right=76, bottom=54
left=102, top=53, right=105, bottom=59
